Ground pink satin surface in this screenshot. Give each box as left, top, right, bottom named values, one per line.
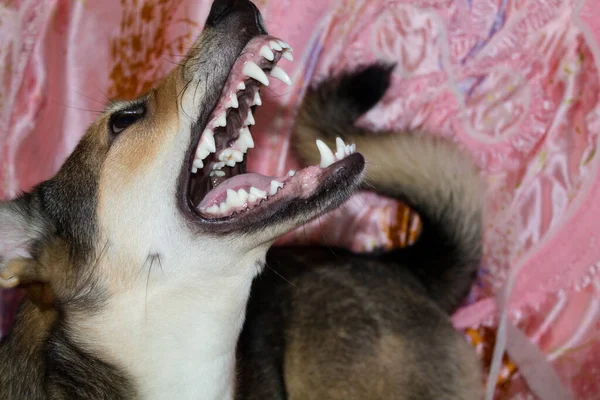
left=2, top=0, right=600, bottom=397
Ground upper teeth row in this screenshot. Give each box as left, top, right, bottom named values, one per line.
left=315, top=137, right=357, bottom=168
left=191, top=40, right=293, bottom=174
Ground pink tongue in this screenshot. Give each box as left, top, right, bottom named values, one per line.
left=198, top=172, right=275, bottom=209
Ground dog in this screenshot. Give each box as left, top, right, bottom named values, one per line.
left=235, top=63, right=485, bottom=399
left=0, top=0, right=483, bottom=398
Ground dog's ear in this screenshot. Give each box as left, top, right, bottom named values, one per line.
left=0, top=195, right=51, bottom=288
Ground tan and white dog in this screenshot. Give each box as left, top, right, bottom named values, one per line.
left=0, top=0, right=484, bottom=399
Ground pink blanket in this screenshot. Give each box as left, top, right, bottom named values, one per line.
left=2, top=0, right=599, bottom=398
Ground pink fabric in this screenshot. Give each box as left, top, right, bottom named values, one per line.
left=2, top=0, right=600, bottom=397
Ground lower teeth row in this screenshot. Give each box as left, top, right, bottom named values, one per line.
left=203, top=180, right=284, bottom=215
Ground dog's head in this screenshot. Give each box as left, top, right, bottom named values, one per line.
left=0, top=0, right=364, bottom=310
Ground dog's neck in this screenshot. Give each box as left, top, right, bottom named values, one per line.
left=71, top=250, right=262, bottom=400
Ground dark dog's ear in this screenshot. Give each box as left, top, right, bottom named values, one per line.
left=0, top=195, right=51, bottom=288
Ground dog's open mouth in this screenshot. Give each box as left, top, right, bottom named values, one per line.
left=185, top=36, right=358, bottom=221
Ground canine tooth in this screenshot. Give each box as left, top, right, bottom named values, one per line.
left=238, top=189, right=249, bottom=203
left=245, top=110, right=255, bottom=125
left=213, top=111, right=227, bottom=128
left=200, top=129, right=216, bottom=153
left=232, top=150, right=244, bottom=162
left=249, top=187, right=267, bottom=199
left=270, top=40, right=282, bottom=51
left=193, top=159, right=204, bottom=170
left=206, top=205, right=220, bottom=214
left=288, top=170, right=296, bottom=177
left=226, top=94, right=239, bottom=109
left=335, top=137, right=346, bottom=160
left=239, top=126, right=255, bottom=149
left=243, top=61, right=270, bottom=86
left=210, top=170, right=226, bottom=177
left=269, top=180, right=284, bottom=195
left=260, top=45, right=275, bottom=61
left=316, top=140, right=335, bottom=168
left=237, top=82, right=246, bottom=91
left=226, top=189, right=243, bottom=208
left=270, top=66, right=291, bottom=86
left=277, top=40, right=289, bottom=49
left=281, top=51, right=294, bottom=61
left=236, top=140, right=248, bottom=154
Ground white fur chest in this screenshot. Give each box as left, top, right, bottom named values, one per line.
left=74, top=264, right=257, bottom=400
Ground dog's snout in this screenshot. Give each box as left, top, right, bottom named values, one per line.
left=206, top=0, right=236, bottom=26
left=206, top=0, right=266, bottom=34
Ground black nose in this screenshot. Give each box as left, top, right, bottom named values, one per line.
left=206, top=0, right=266, bottom=33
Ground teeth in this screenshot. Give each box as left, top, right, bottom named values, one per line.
left=232, top=150, right=244, bottom=162
left=218, top=149, right=243, bottom=163
left=245, top=110, right=255, bottom=125
left=335, top=137, right=346, bottom=160
left=213, top=111, right=227, bottom=128
left=206, top=205, right=220, bottom=214
left=243, top=61, right=270, bottom=86
left=316, top=140, right=336, bottom=168
left=281, top=51, right=294, bottom=61
left=198, top=129, right=216, bottom=155
left=249, top=187, right=267, bottom=199
left=237, top=82, right=246, bottom=91
left=219, top=149, right=232, bottom=161
left=196, top=147, right=210, bottom=160
left=288, top=170, right=296, bottom=177
left=270, top=66, right=291, bottom=86
left=204, top=130, right=216, bottom=152
left=270, top=180, right=284, bottom=195
left=220, top=202, right=229, bottom=214
left=238, top=189, right=249, bottom=203
left=226, top=94, right=239, bottom=109
left=210, top=170, right=226, bottom=177
left=212, top=162, right=225, bottom=170
left=260, top=45, right=275, bottom=61
left=270, top=40, right=283, bottom=51
left=192, top=158, right=204, bottom=171
left=345, top=144, right=356, bottom=156
left=278, top=40, right=290, bottom=49
left=253, top=91, right=262, bottom=106
left=236, top=140, right=249, bottom=154
left=239, top=126, right=254, bottom=149
left=226, top=189, right=243, bottom=208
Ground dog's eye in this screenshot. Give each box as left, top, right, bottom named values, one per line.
left=109, top=105, right=146, bottom=135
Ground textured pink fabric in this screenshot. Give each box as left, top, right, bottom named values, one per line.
left=2, top=0, right=600, bottom=397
